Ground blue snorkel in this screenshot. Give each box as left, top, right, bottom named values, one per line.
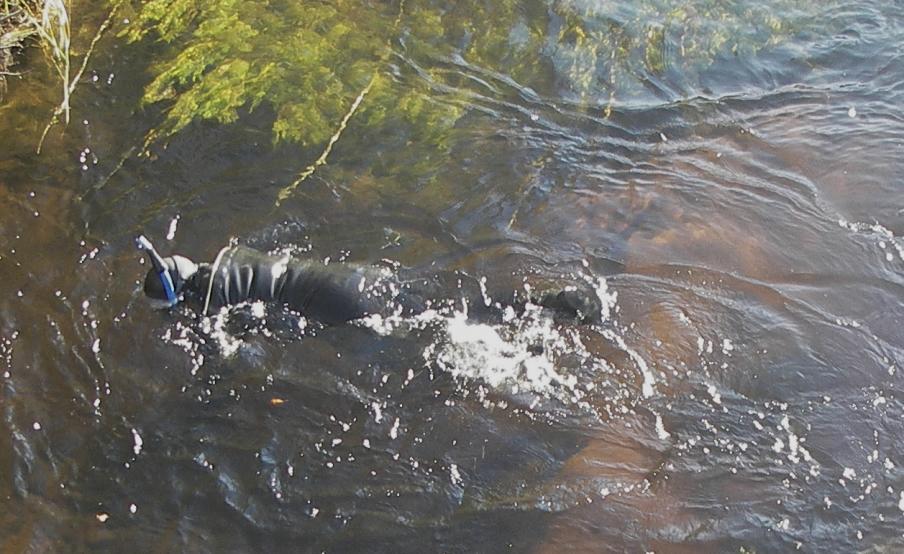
left=136, top=235, right=179, bottom=307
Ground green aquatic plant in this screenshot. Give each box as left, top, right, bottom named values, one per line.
left=125, top=0, right=837, bottom=135
left=121, top=0, right=460, bottom=148
left=121, top=0, right=838, bottom=199
left=119, top=0, right=468, bottom=201
left=545, top=0, right=837, bottom=109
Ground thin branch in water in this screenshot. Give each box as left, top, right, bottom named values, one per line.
left=275, top=75, right=375, bottom=206
left=81, top=144, right=136, bottom=198
left=274, top=0, right=408, bottom=206
left=36, top=104, right=63, bottom=154
left=68, top=1, right=117, bottom=95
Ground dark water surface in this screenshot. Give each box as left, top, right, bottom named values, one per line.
left=3, top=1, right=904, bottom=552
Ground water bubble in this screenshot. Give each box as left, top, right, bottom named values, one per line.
left=449, top=463, right=463, bottom=486
left=132, top=429, right=143, bottom=455
left=389, top=418, right=400, bottom=439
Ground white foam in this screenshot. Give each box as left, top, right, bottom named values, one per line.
left=478, top=276, right=491, bottom=307
left=838, top=218, right=904, bottom=261
left=358, top=274, right=655, bottom=414
left=132, top=429, right=143, bottom=456
left=250, top=301, right=266, bottom=319
left=707, top=383, right=722, bottom=405
left=371, top=402, right=383, bottom=423
left=166, top=215, right=180, bottom=240
left=434, top=308, right=581, bottom=398
left=654, top=412, right=671, bottom=440
left=200, top=308, right=243, bottom=357
left=450, top=463, right=463, bottom=486
left=271, top=255, right=290, bottom=280
left=389, top=418, right=400, bottom=439
left=602, top=329, right=655, bottom=398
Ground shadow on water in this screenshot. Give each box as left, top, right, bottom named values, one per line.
left=3, top=0, right=904, bottom=552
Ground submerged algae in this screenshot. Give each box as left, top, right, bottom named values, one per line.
left=121, top=0, right=841, bottom=152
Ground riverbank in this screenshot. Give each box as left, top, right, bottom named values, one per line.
left=0, top=0, right=40, bottom=94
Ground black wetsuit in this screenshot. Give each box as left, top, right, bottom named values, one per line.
left=178, top=246, right=602, bottom=324
left=180, top=246, right=402, bottom=323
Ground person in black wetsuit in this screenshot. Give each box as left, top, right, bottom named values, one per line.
left=137, top=236, right=603, bottom=325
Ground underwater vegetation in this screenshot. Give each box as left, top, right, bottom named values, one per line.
left=2, top=0, right=841, bottom=183
left=120, top=0, right=839, bottom=152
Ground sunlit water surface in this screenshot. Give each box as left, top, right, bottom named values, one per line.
left=2, top=1, right=904, bottom=552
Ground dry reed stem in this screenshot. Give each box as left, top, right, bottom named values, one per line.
left=35, top=0, right=120, bottom=153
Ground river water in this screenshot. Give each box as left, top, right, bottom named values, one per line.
left=2, top=1, right=904, bottom=552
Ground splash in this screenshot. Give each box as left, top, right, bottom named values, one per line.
left=162, top=266, right=651, bottom=423
left=166, top=215, right=180, bottom=240
left=433, top=307, right=584, bottom=398
left=838, top=218, right=904, bottom=263
left=162, top=320, right=208, bottom=374
left=198, top=302, right=269, bottom=357
left=409, top=275, right=639, bottom=415
left=358, top=272, right=652, bottom=419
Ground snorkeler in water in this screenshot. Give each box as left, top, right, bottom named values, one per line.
left=137, top=235, right=603, bottom=325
